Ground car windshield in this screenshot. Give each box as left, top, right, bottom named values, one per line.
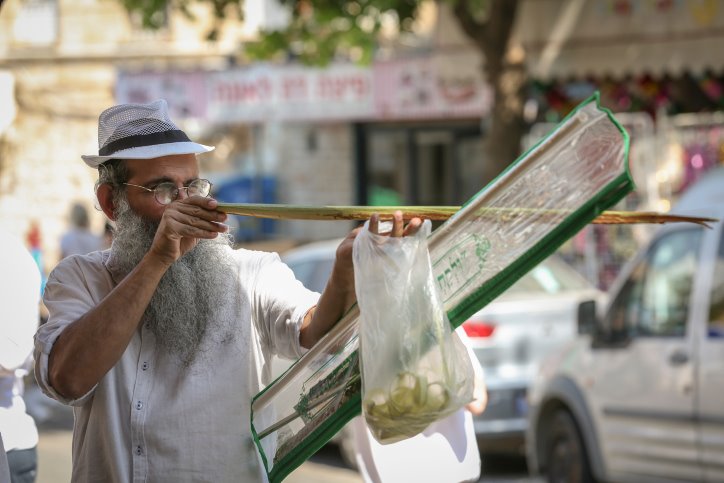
left=504, top=256, right=591, bottom=295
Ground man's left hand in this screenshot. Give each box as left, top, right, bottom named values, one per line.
left=300, top=211, right=423, bottom=349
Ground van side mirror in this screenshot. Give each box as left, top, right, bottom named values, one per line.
left=577, top=300, right=598, bottom=335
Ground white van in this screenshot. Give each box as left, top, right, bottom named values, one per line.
left=525, top=167, right=724, bottom=483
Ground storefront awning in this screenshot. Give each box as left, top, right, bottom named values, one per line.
left=517, top=0, right=724, bottom=80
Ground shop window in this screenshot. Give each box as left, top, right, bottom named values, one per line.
left=366, top=130, right=407, bottom=206
left=364, top=126, right=484, bottom=207
left=456, top=135, right=486, bottom=202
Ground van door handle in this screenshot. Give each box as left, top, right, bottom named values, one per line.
left=669, top=350, right=689, bottom=366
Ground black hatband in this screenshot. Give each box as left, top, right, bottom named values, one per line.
left=99, top=130, right=191, bottom=156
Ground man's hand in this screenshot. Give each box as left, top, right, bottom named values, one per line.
left=300, top=211, right=423, bottom=349
left=330, top=210, right=423, bottom=306
left=148, top=196, right=228, bottom=266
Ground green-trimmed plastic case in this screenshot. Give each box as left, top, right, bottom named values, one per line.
left=251, top=92, right=633, bottom=482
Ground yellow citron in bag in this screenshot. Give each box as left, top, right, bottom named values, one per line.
left=362, top=371, right=453, bottom=441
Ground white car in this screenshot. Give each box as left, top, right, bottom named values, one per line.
left=526, top=167, right=724, bottom=483
left=280, top=238, right=603, bottom=459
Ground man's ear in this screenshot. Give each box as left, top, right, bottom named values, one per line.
left=97, top=184, right=117, bottom=221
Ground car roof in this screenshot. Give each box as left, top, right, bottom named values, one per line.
left=281, top=238, right=343, bottom=263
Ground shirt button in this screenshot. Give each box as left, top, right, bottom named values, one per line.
left=142, top=362, right=149, bottom=371
left=136, top=446, right=142, bottom=455
left=136, top=401, right=143, bottom=410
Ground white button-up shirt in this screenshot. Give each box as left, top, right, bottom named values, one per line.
left=35, top=248, right=318, bottom=483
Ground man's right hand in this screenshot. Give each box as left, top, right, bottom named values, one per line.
left=148, top=196, right=228, bottom=266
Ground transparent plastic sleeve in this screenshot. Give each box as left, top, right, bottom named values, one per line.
left=353, top=220, right=473, bottom=444
left=250, top=92, right=633, bottom=483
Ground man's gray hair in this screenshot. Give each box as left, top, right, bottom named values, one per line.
left=95, top=159, right=130, bottom=215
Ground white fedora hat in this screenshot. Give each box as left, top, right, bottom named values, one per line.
left=82, top=99, right=214, bottom=168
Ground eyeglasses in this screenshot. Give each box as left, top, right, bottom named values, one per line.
left=123, top=178, right=213, bottom=205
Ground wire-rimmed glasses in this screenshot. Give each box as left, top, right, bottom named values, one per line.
left=123, top=178, right=213, bottom=205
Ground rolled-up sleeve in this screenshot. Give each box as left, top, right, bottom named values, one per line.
left=34, top=255, right=103, bottom=406
left=247, top=251, right=320, bottom=361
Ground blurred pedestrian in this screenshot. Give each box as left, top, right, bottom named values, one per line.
left=25, top=222, right=46, bottom=296
left=0, top=435, right=12, bottom=483
left=351, top=328, right=487, bottom=483
left=1, top=230, right=41, bottom=483
left=59, top=202, right=103, bottom=259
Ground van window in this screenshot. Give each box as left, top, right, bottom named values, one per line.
left=601, top=228, right=703, bottom=343
left=709, top=227, right=724, bottom=337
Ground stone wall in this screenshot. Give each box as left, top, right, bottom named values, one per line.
left=0, top=0, right=236, bottom=275
left=276, top=122, right=356, bottom=242
left=0, top=63, right=115, bottom=273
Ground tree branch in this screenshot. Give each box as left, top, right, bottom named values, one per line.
left=483, top=0, right=519, bottom=80
left=453, top=0, right=519, bottom=81
left=452, top=0, right=486, bottom=45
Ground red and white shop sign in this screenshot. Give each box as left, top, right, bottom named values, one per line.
left=206, top=64, right=375, bottom=122
left=115, top=71, right=208, bottom=120
left=374, top=51, right=492, bottom=120
left=116, top=52, right=493, bottom=123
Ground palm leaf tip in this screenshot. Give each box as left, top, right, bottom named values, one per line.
left=216, top=203, right=718, bottom=227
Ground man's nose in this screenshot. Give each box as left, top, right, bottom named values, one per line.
left=176, top=187, right=189, bottom=200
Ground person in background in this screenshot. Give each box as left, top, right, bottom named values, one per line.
left=59, top=202, right=104, bottom=259
left=1, top=230, right=41, bottom=483
left=0, top=436, right=13, bottom=483
left=25, top=223, right=46, bottom=297
left=34, top=99, right=422, bottom=482
left=351, top=327, right=487, bottom=483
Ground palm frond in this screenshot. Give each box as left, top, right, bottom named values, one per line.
left=217, top=203, right=717, bottom=228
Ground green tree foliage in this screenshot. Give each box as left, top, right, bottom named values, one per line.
left=246, top=1, right=421, bottom=66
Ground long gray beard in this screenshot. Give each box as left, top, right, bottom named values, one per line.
left=107, top=198, right=236, bottom=367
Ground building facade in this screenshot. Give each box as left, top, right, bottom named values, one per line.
left=2, top=0, right=724, bottom=289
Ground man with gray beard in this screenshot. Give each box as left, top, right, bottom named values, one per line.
left=110, top=194, right=237, bottom=366
left=34, top=100, right=422, bottom=483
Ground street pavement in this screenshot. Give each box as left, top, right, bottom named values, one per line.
left=27, top=382, right=365, bottom=483
left=36, top=430, right=540, bottom=483
left=27, top=383, right=540, bottom=483
left=36, top=428, right=363, bottom=483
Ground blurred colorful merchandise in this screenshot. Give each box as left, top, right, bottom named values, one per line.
left=25, top=221, right=46, bottom=296
left=681, top=141, right=720, bottom=194
left=529, top=75, right=724, bottom=290
left=530, top=71, right=724, bottom=122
